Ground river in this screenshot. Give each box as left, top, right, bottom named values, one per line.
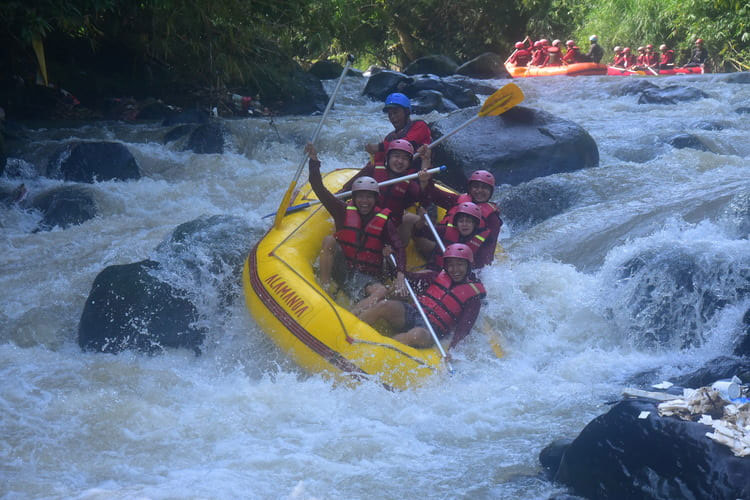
left=1, top=73, right=748, bottom=499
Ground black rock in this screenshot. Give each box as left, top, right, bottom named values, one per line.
left=164, top=124, right=194, bottom=144
left=362, top=71, right=413, bottom=101
left=430, top=106, right=599, bottom=189
left=455, top=52, right=510, bottom=79
left=445, top=75, right=501, bottom=96
left=737, top=309, right=750, bottom=356
left=555, top=399, right=750, bottom=500
left=186, top=122, right=224, bottom=154
left=539, top=438, right=573, bottom=479
left=309, top=60, right=345, bottom=80
left=277, top=69, right=329, bottom=115
left=691, top=119, right=725, bottom=131
left=671, top=355, right=750, bottom=388
left=667, top=133, right=710, bottom=151
left=31, top=185, right=98, bottom=230
left=162, top=108, right=209, bottom=126
left=47, top=141, right=140, bottom=183
left=410, top=90, right=459, bottom=115
left=496, top=177, right=579, bottom=229
left=403, top=55, right=458, bottom=77
left=638, top=85, right=710, bottom=105
left=78, top=260, right=206, bottom=354
left=721, top=72, right=750, bottom=84
left=402, top=77, right=479, bottom=109
left=616, top=79, right=658, bottom=96
left=735, top=107, right=750, bottom=115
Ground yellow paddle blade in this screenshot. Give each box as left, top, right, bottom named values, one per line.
left=480, top=317, right=505, bottom=358
left=32, top=36, right=48, bottom=86
left=478, top=82, right=524, bottom=117
left=273, top=182, right=296, bottom=229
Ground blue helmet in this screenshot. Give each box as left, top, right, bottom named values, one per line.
left=383, top=93, right=410, bottom=112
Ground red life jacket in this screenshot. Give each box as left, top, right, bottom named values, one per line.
left=613, top=54, right=626, bottom=67
left=372, top=165, right=419, bottom=223
left=334, top=205, right=391, bottom=276
left=374, top=120, right=431, bottom=164
left=510, top=49, right=532, bottom=66
left=433, top=193, right=497, bottom=268
left=660, top=50, right=674, bottom=65
left=645, top=52, right=659, bottom=65
left=418, top=271, right=486, bottom=336
left=530, top=49, right=546, bottom=66
left=637, top=54, right=646, bottom=65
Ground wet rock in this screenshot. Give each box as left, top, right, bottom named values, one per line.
left=362, top=70, right=413, bottom=101
left=611, top=245, right=750, bottom=349
left=445, top=75, right=501, bottom=96
left=186, top=122, right=224, bottom=154
left=0, top=183, right=28, bottom=207
left=615, top=79, right=658, bottom=96
left=691, top=119, right=725, bottom=131
left=430, top=106, right=599, bottom=188
left=135, top=99, right=174, bottom=121
left=404, top=55, right=458, bottom=76
left=496, top=177, right=579, bottom=229
left=667, top=133, right=710, bottom=151
left=638, top=85, right=709, bottom=105
left=735, top=107, right=750, bottom=115
left=276, top=69, right=329, bottom=115
left=721, top=72, right=750, bottom=84
left=402, top=77, right=479, bottom=109
left=31, top=185, right=98, bottom=230
left=736, top=309, right=750, bottom=357
left=539, top=438, right=573, bottom=479
left=163, top=124, right=194, bottom=144
left=410, top=90, right=459, bottom=114
left=154, top=214, right=263, bottom=306
left=78, top=260, right=206, bottom=355
left=162, top=108, right=209, bottom=126
left=671, top=355, right=750, bottom=388
left=555, top=399, right=750, bottom=500
left=455, top=52, right=510, bottom=79
left=47, top=141, right=140, bottom=183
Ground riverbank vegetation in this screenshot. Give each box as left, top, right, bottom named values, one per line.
left=1, top=0, right=748, bottom=106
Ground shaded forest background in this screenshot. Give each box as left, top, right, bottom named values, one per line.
left=1, top=0, right=748, bottom=106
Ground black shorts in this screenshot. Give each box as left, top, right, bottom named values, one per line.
left=402, top=302, right=428, bottom=331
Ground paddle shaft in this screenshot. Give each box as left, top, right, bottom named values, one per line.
left=273, top=55, right=354, bottom=228
left=388, top=254, right=453, bottom=373
left=424, top=214, right=446, bottom=253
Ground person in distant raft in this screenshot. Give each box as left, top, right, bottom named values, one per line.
left=507, top=41, right=533, bottom=66
left=358, top=243, right=486, bottom=350
left=562, top=40, right=583, bottom=64
left=306, top=143, right=407, bottom=315
left=612, top=46, right=625, bottom=67
left=587, top=35, right=604, bottom=63
left=685, top=38, right=709, bottom=67
left=644, top=44, right=659, bottom=67
left=622, top=47, right=637, bottom=68
left=659, top=44, right=675, bottom=69
left=636, top=46, right=647, bottom=66
left=364, top=93, right=431, bottom=166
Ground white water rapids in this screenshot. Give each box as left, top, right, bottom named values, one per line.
left=1, top=74, right=749, bottom=499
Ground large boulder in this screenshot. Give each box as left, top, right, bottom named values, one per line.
left=78, top=260, right=206, bottom=354
left=615, top=79, right=658, bottom=96
left=638, top=85, right=709, bottom=105
left=671, top=355, right=750, bottom=388
left=186, top=122, right=224, bottom=154
left=410, top=90, right=459, bottom=115
left=362, top=70, right=413, bottom=101
left=430, top=106, right=599, bottom=189
left=496, top=177, right=580, bottom=230
left=736, top=309, right=750, bottom=357
left=401, top=77, right=479, bottom=109
left=47, top=142, right=140, bottom=183
left=455, top=52, right=509, bottom=79
left=403, top=55, right=458, bottom=76
left=31, top=185, right=98, bottom=230
left=276, top=69, right=329, bottom=115
left=554, top=399, right=750, bottom=500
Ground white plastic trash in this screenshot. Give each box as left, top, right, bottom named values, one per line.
left=711, top=380, right=741, bottom=400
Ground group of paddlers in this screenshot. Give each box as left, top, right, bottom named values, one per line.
left=507, top=35, right=709, bottom=69
left=306, top=92, right=500, bottom=353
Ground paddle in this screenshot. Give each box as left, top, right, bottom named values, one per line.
left=272, top=54, right=355, bottom=229
left=421, top=213, right=504, bottom=358
left=388, top=253, right=454, bottom=374
left=263, top=165, right=447, bottom=218
left=413, top=82, right=524, bottom=159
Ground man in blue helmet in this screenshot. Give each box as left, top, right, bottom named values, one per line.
left=364, top=92, right=432, bottom=166
left=587, top=35, right=603, bottom=63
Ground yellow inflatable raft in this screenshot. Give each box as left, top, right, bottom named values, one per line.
left=243, top=168, right=448, bottom=390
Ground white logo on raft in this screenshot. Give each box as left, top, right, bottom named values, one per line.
left=264, top=274, right=310, bottom=318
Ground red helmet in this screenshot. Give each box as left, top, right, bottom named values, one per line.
left=552, top=39, right=561, bottom=47
left=386, top=139, right=414, bottom=157
left=637, top=46, right=645, bottom=52
left=540, top=39, right=549, bottom=45
left=566, top=40, right=576, bottom=47
left=659, top=44, right=668, bottom=51
left=533, top=41, right=543, bottom=49
left=613, top=46, right=622, bottom=53
left=515, top=41, right=525, bottom=49
left=623, top=47, right=631, bottom=53
left=468, top=169, right=495, bottom=189
left=646, top=44, right=654, bottom=50
left=443, top=243, right=474, bottom=264
left=351, top=176, right=379, bottom=194
left=455, top=202, right=481, bottom=222
left=695, top=38, right=704, bottom=45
